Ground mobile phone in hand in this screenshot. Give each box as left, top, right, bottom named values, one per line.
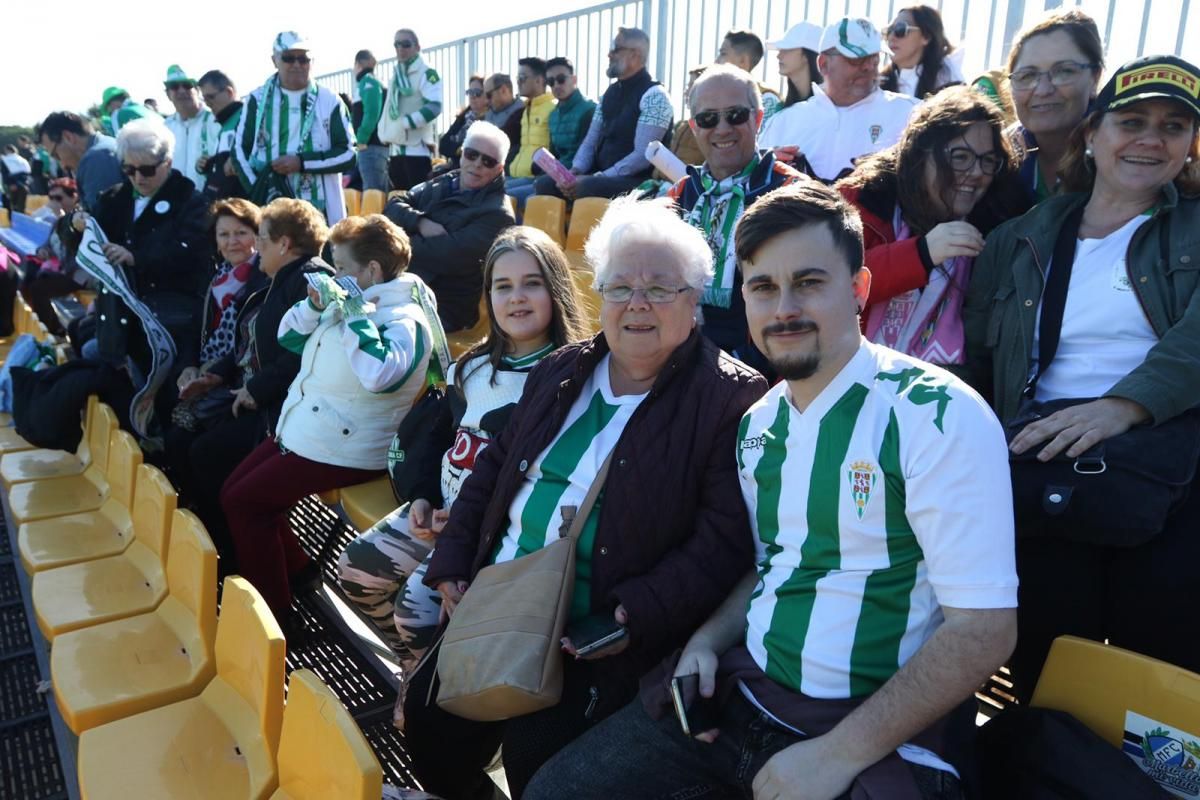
left=670, top=674, right=720, bottom=737
left=567, top=613, right=628, bottom=657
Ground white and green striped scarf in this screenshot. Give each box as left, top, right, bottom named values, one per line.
left=685, top=157, right=759, bottom=309
left=387, top=58, right=417, bottom=120
left=249, top=76, right=324, bottom=210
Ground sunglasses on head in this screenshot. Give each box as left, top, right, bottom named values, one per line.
left=394, top=39, right=415, bottom=48
left=165, top=82, right=195, bottom=92
left=280, top=54, right=310, bottom=65
left=693, top=107, right=753, bottom=129
left=884, top=20, right=920, bottom=37
left=121, top=161, right=164, bottom=178
left=547, top=74, right=572, bottom=86
left=462, top=147, right=499, bottom=169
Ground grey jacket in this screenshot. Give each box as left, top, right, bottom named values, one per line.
left=963, top=183, right=1200, bottom=427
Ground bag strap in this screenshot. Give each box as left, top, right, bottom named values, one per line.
left=559, top=449, right=616, bottom=543
left=1027, top=203, right=1085, bottom=399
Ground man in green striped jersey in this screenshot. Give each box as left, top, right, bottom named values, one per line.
left=526, top=182, right=1017, bottom=800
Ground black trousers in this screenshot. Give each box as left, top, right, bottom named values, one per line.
left=403, top=646, right=607, bottom=800
left=1009, top=473, right=1200, bottom=702
left=21, top=270, right=77, bottom=335
left=388, top=155, right=432, bottom=192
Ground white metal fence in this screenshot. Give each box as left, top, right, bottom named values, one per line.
left=318, top=0, right=1196, bottom=138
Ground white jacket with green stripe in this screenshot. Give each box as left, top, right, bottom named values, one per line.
left=274, top=274, right=435, bottom=470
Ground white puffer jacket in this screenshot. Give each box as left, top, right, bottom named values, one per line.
left=275, top=274, right=437, bottom=470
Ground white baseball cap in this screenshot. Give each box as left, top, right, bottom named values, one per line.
left=766, top=21, right=824, bottom=52
left=818, top=17, right=883, bottom=58
left=768, top=21, right=825, bottom=52
left=273, top=31, right=312, bottom=54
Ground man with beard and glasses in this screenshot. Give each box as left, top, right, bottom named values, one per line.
left=525, top=181, right=1017, bottom=800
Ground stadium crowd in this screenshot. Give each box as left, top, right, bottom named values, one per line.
left=4, top=5, right=1199, bottom=799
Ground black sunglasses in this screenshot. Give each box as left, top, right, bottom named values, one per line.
left=465, top=87, right=483, bottom=97
left=884, top=20, right=920, bottom=37
left=462, top=147, right=499, bottom=169
left=48, top=194, right=68, bottom=202
left=394, top=39, right=415, bottom=48
left=280, top=54, right=311, bottom=65
left=165, top=82, right=195, bottom=92
left=547, top=74, right=572, bottom=86
left=121, top=161, right=164, bottom=178
left=693, top=107, right=753, bottom=129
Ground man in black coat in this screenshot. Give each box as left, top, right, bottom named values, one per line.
left=384, top=120, right=514, bottom=332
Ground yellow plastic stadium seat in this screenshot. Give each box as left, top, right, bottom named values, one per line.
left=508, top=195, right=518, bottom=215
left=524, top=196, right=567, bottom=247
left=361, top=189, right=386, bottom=216
left=269, top=670, right=382, bottom=800
left=344, top=188, right=362, bottom=217
left=0, top=207, right=10, bottom=227
left=51, top=510, right=218, bottom=734
left=572, top=269, right=603, bottom=334
left=565, top=197, right=610, bottom=252
left=25, top=195, right=50, bottom=213
left=339, top=476, right=398, bottom=532
left=0, top=425, right=35, bottom=456
left=448, top=296, right=491, bottom=360
left=77, top=577, right=286, bottom=800
left=1, top=396, right=105, bottom=487
left=1031, top=635, right=1200, bottom=749
left=31, top=464, right=175, bottom=640
left=6, top=405, right=121, bottom=525
left=18, top=429, right=141, bottom=573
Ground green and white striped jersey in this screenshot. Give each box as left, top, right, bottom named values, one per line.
left=737, top=341, right=1016, bottom=700
left=492, top=354, right=646, bottom=620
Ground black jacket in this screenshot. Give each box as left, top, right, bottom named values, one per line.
left=207, top=254, right=332, bottom=430
left=384, top=171, right=515, bottom=332
left=92, top=170, right=212, bottom=370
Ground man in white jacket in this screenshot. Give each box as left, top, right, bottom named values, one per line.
left=162, top=65, right=221, bottom=191
left=760, top=17, right=919, bottom=182
left=380, top=29, right=443, bottom=191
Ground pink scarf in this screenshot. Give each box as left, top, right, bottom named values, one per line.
left=864, top=210, right=973, bottom=365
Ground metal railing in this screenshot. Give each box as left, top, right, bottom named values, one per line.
left=318, top=0, right=1194, bottom=138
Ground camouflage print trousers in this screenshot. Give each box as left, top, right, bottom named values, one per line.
left=337, top=502, right=443, bottom=670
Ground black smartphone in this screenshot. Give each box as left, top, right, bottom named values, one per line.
left=566, top=613, right=628, bottom=657
left=670, top=673, right=720, bottom=736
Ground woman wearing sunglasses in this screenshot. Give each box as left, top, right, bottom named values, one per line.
left=837, top=86, right=1024, bottom=372
left=23, top=179, right=82, bottom=335
left=437, top=74, right=490, bottom=170
left=880, top=6, right=964, bottom=100
left=384, top=121, right=515, bottom=333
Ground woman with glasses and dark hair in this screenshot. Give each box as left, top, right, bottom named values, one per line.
left=23, top=179, right=83, bottom=335
left=880, top=5, right=964, bottom=99
left=837, top=86, right=1024, bottom=372
left=1005, top=9, right=1105, bottom=202
left=385, top=120, right=515, bottom=333
left=438, top=74, right=490, bottom=170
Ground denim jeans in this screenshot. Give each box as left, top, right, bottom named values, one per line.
left=525, top=689, right=962, bottom=800
left=356, top=145, right=390, bottom=192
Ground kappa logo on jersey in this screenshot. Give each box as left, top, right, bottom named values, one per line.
left=877, top=367, right=953, bottom=433
left=848, top=460, right=877, bottom=519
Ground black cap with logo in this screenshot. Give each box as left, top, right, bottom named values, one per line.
left=1095, top=54, right=1200, bottom=118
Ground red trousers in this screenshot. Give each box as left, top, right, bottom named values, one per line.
left=220, top=437, right=381, bottom=615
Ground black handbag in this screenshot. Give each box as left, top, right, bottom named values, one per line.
left=386, top=384, right=454, bottom=507
left=1007, top=205, right=1200, bottom=546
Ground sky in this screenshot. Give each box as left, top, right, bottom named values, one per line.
left=0, top=0, right=599, bottom=127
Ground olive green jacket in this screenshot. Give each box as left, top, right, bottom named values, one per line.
left=963, top=183, right=1200, bottom=427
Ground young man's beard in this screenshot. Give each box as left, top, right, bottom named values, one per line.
left=762, top=320, right=820, bottom=381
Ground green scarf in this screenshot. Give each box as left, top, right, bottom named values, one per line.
left=387, top=57, right=418, bottom=119
left=687, top=156, right=759, bottom=308
left=250, top=76, right=323, bottom=209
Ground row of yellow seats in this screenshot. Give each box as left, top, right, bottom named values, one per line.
left=4, top=396, right=381, bottom=798
left=343, top=188, right=387, bottom=218
left=0, top=196, right=51, bottom=228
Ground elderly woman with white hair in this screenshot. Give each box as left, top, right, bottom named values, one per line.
left=403, top=196, right=768, bottom=799
left=384, top=119, right=516, bottom=333
left=86, top=118, right=213, bottom=387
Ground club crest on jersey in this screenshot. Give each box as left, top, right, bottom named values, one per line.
left=848, top=460, right=877, bottom=519
left=869, top=125, right=882, bottom=144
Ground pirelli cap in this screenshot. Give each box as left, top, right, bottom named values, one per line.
left=819, top=17, right=882, bottom=58
left=274, top=31, right=312, bottom=54
left=1097, top=54, right=1200, bottom=118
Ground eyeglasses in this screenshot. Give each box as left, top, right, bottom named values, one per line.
left=693, top=106, right=753, bottom=129
left=48, top=139, right=61, bottom=159
left=599, top=284, right=692, bottom=304
left=608, top=45, right=634, bottom=57
left=465, top=87, right=484, bottom=97
left=1009, top=61, right=1097, bottom=92
left=462, top=147, right=499, bottom=169
left=47, top=194, right=67, bottom=202
left=121, top=161, right=165, bottom=178
left=547, top=74, right=572, bottom=86
left=394, top=39, right=415, bottom=48
left=165, top=82, right=195, bottom=92
left=279, top=54, right=311, bottom=65
left=884, top=20, right=921, bottom=37
left=945, top=147, right=1005, bottom=175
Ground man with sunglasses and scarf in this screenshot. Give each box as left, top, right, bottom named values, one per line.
left=668, top=65, right=807, bottom=376
left=162, top=65, right=221, bottom=192
left=233, top=31, right=356, bottom=222
left=382, top=29, right=443, bottom=191
left=384, top=121, right=514, bottom=333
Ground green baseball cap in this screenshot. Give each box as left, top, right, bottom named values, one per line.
left=163, top=64, right=197, bottom=88
left=101, top=86, right=129, bottom=108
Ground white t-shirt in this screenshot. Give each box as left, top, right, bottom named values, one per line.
left=1033, top=214, right=1158, bottom=402
left=758, top=85, right=919, bottom=180
left=164, top=109, right=220, bottom=190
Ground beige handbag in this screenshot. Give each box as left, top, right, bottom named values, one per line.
left=434, top=452, right=613, bottom=722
